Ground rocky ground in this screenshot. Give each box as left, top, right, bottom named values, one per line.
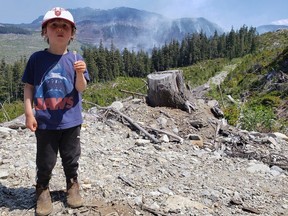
left=0, top=71, right=288, bottom=216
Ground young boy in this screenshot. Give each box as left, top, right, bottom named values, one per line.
left=22, top=7, right=90, bottom=216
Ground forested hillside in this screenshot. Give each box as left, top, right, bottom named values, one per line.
left=82, top=25, right=257, bottom=83
left=0, top=27, right=287, bottom=134
left=216, top=30, right=288, bottom=134
left=0, top=25, right=31, bottom=34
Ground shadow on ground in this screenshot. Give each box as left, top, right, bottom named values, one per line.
left=0, top=183, right=136, bottom=215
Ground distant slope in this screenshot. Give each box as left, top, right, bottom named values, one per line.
left=0, top=24, right=31, bottom=34
left=257, top=24, right=288, bottom=34
left=0, top=32, right=83, bottom=63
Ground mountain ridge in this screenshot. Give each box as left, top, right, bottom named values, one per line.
left=1, top=7, right=224, bottom=51
left=256, top=24, right=288, bottom=34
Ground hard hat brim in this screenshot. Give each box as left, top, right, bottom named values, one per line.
left=42, top=18, right=76, bottom=29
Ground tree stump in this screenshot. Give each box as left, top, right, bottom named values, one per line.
left=147, top=70, right=195, bottom=113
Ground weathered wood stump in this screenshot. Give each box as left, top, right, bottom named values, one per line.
left=147, top=70, right=195, bottom=113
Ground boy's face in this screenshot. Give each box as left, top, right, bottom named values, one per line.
left=43, top=19, right=74, bottom=45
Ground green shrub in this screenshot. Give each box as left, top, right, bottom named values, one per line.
left=240, top=104, right=275, bottom=133
left=223, top=104, right=240, bottom=126
left=254, top=95, right=281, bottom=107
left=0, top=100, right=24, bottom=122
left=83, top=76, right=147, bottom=108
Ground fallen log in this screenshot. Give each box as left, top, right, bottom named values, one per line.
left=145, top=126, right=184, bottom=143
left=111, top=108, right=160, bottom=143
left=83, top=100, right=160, bottom=143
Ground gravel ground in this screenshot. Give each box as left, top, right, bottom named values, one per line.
left=0, top=69, right=287, bottom=215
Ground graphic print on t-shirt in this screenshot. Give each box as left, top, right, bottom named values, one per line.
left=35, top=63, right=74, bottom=111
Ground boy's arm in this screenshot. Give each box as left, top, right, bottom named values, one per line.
left=74, top=60, right=88, bottom=92
left=24, top=83, right=37, bottom=132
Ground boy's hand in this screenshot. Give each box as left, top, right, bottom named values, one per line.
left=74, top=60, right=86, bottom=74
left=25, top=115, right=37, bottom=132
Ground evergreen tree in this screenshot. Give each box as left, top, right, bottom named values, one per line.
left=161, top=43, right=171, bottom=70
left=83, top=47, right=98, bottom=82
left=151, top=47, right=160, bottom=71
left=122, top=48, right=133, bottom=76
left=227, top=27, right=237, bottom=59
left=97, top=41, right=108, bottom=82
left=210, top=31, right=219, bottom=58
left=169, top=39, right=180, bottom=68
left=133, top=50, right=150, bottom=77
left=109, top=41, right=121, bottom=79
left=0, top=58, right=9, bottom=102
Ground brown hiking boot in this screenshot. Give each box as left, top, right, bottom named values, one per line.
left=66, top=177, right=83, bottom=208
left=35, top=185, right=53, bottom=216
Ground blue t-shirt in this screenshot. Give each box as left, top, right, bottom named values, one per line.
left=22, top=50, right=90, bottom=130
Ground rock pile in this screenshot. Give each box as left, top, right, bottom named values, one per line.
left=0, top=95, right=287, bottom=215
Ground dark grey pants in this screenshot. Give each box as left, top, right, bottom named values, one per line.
left=35, top=125, right=81, bottom=187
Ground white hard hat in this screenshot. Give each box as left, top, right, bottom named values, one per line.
left=42, top=7, right=75, bottom=28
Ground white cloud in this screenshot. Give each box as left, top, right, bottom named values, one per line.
left=271, top=19, right=288, bottom=25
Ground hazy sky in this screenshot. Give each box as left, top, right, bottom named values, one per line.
left=1, top=0, right=287, bottom=30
